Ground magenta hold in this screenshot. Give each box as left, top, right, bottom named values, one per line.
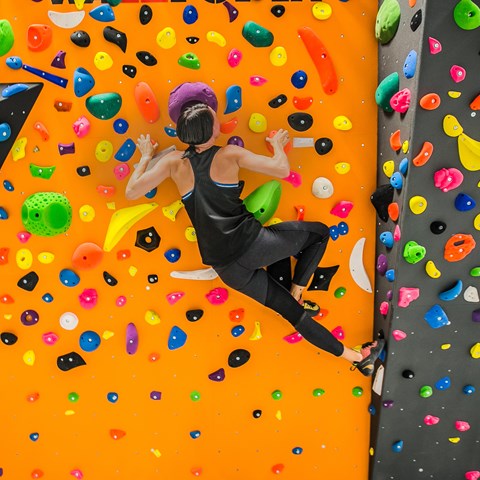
left=227, top=48, right=243, bottom=67
left=393, top=224, right=401, bottom=242
left=78, top=288, right=98, bottom=309
left=331, top=326, right=344, bottom=340
left=434, top=167, right=464, bottom=192
left=455, top=420, right=470, bottom=432
left=379, top=301, right=389, bottom=315
left=450, top=65, right=466, bottom=83
left=72, top=115, right=91, bottom=138
left=70, top=469, right=84, bottom=479
left=114, top=163, right=130, bottom=181
left=126, top=322, right=138, bottom=355
left=206, top=287, right=228, bottom=305
left=330, top=200, right=353, bottom=219
left=116, top=295, right=127, bottom=307
left=398, top=287, right=420, bottom=307
left=250, top=75, right=268, bottom=86
left=424, top=414, right=440, bottom=425
left=283, top=332, right=303, bottom=344
left=42, top=332, right=59, bottom=345
left=283, top=170, right=302, bottom=188
left=392, top=329, right=407, bottom=341
left=166, top=291, right=185, bottom=305
left=17, top=231, right=32, bottom=243
left=386, top=290, right=393, bottom=300
left=390, top=88, right=411, bottom=113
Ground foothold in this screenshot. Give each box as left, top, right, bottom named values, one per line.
left=391, top=440, right=404, bottom=453
left=464, top=285, right=479, bottom=302
left=73, top=67, right=95, bottom=98
left=109, top=429, right=126, bottom=440
left=113, top=164, right=130, bottom=181
left=419, top=385, right=433, bottom=398
left=3, top=180, right=14, bottom=191
left=178, top=52, right=199, bottom=70
left=435, top=376, right=451, bottom=390
left=270, top=46, right=287, bottom=67
left=376, top=72, right=400, bottom=112
left=403, top=240, right=426, bottom=264
left=139, top=5, right=153, bottom=25
left=413, top=141, right=433, bottom=166
left=423, top=415, right=440, bottom=425
left=206, top=287, right=228, bottom=305
left=403, top=50, right=417, bottom=78
left=430, top=221, right=447, bottom=235
left=57, top=351, right=86, bottom=371
left=51, top=50, right=66, bottom=70
left=183, top=5, right=198, bottom=25
left=463, top=385, right=475, bottom=395
left=455, top=193, right=476, bottom=211
left=228, top=348, right=250, bottom=368
left=1, top=332, right=18, bottom=346
left=166, top=291, right=185, bottom=305
left=231, top=325, right=245, bottom=337
left=471, top=343, right=480, bottom=359
left=224, top=85, right=242, bottom=114
left=126, top=322, right=138, bottom=355
left=424, top=304, right=450, bottom=329
left=79, top=331, right=101, bottom=352
left=70, top=30, right=90, bottom=48
left=164, top=248, right=181, bottom=263
left=135, top=226, right=161, bottom=252
left=89, top=4, right=115, bottom=22
left=291, top=70, right=308, bottom=90
left=5, top=55, right=22, bottom=70
left=375, top=0, right=401, bottom=44
left=330, top=201, right=353, bottom=218
left=390, top=88, right=411, bottom=113
left=207, top=31, right=226, bottom=47
left=333, top=115, right=352, bottom=131
left=450, top=65, right=466, bottom=83
left=137, top=51, right=158, bottom=67
left=122, top=65, right=137, bottom=78
left=455, top=421, right=470, bottom=432
left=60, top=312, right=79, bottom=331
left=242, top=21, right=274, bottom=48
left=385, top=269, right=395, bottom=281
left=428, top=37, right=442, bottom=54
left=23, top=350, right=36, bottom=366
left=227, top=48, right=243, bottom=67
left=27, top=24, right=52, bottom=52
left=249, top=75, right=267, bottom=87
left=0, top=19, right=15, bottom=57
left=410, top=9, right=422, bottom=31
left=444, top=233, right=476, bottom=262
left=426, top=260, right=441, bottom=278
left=402, top=369, right=415, bottom=379
left=420, top=93, right=441, bottom=110
left=312, top=2, right=332, bottom=20
left=352, top=386, right=363, bottom=397
left=371, top=184, right=394, bottom=222
left=227, top=136, right=244, bottom=147
left=168, top=326, right=187, bottom=350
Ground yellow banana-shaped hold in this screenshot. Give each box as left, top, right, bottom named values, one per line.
left=425, top=260, right=441, bottom=278
left=249, top=321, right=262, bottom=341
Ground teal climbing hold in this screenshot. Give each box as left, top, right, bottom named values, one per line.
left=424, top=304, right=450, bottom=329
left=168, top=326, right=187, bottom=350
left=375, top=72, right=400, bottom=112
left=178, top=52, right=200, bottom=70
left=242, top=21, right=274, bottom=47
left=454, top=0, right=480, bottom=30
left=86, top=93, right=122, bottom=120
left=21, top=192, right=72, bottom=237
left=243, top=180, right=281, bottom=224
left=0, top=20, right=14, bottom=57
left=375, top=0, right=401, bottom=44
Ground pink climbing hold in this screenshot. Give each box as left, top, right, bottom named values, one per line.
left=114, top=163, right=130, bottom=181
left=390, top=88, right=411, bottom=113
left=206, top=287, right=228, bottom=305
left=379, top=301, right=389, bottom=315
left=424, top=415, right=440, bottom=426
left=398, top=287, right=420, bottom=307
left=392, top=329, right=407, bottom=341
left=166, top=291, right=185, bottom=305
left=283, top=332, right=303, bottom=344
left=227, top=48, right=243, bottom=68
left=70, top=469, right=84, bottom=480
left=72, top=115, right=91, bottom=138
left=428, top=37, right=442, bottom=54
left=42, top=332, right=59, bottom=346
left=455, top=420, right=471, bottom=432
left=330, top=200, right=354, bottom=218
left=249, top=75, right=268, bottom=86
left=79, top=288, right=98, bottom=309
left=393, top=224, right=401, bottom=242
left=282, top=170, right=302, bottom=187
left=450, top=65, right=466, bottom=83
left=465, top=472, right=480, bottom=480
left=17, top=231, right=32, bottom=243
left=116, top=295, right=127, bottom=307
left=434, top=167, right=464, bottom=192
left=331, top=325, right=344, bottom=340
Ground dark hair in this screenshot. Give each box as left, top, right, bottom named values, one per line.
left=176, top=103, right=214, bottom=159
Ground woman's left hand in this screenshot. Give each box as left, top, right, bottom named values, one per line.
left=137, top=134, right=158, bottom=158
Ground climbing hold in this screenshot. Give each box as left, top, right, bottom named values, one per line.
left=114, top=138, right=136, bottom=162
left=291, top=70, right=308, bottom=90
left=23, top=350, right=36, bottom=366
left=391, top=440, right=404, bottom=453
left=228, top=348, right=250, bottom=368
left=166, top=292, right=185, bottom=305
left=183, top=5, right=198, bottom=25
left=242, top=21, right=274, bottom=47
left=109, top=429, right=126, bottom=440
left=27, top=24, right=52, bottom=52
left=156, top=27, right=176, bottom=49
left=390, top=172, right=403, bottom=189
left=352, top=386, right=363, bottom=397
left=86, top=92, right=122, bottom=120
left=206, top=287, right=228, bottom=305
left=410, top=8, right=422, bottom=31
left=292, top=96, right=313, bottom=110
left=224, top=85, right=242, bottom=114
left=134, top=82, right=160, bottom=124
left=463, top=385, right=476, bottom=394
left=137, top=51, right=157, bottom=67
left=1, top=332, right=18, bottom=346
left=375, top=0, right=401, bottom=44
left=349, top=238, right=372, bottom=293
left=288, top=113, right=313, bottom=132
left=430, top=221, right=447, bottom=235
left=450, top=65, right=467, bottom=83
left=93, top=52, right=113, bottom=71
left=0, top=20, right=15, bottom=57
left=51, top=50, right=66, bottom=69
left=135, top=226, right=161, bottom=252
left=426, top=260, right=441, bottom=278
left=420, top=93, right=441, bottom=110
left=390, top=88, right=411, bottom=113
left=403, top=240, right=426, bottom=264
left=79, top=331, right=101, bottom=352
left=21, top=310, right=39, bottom=327
left=248, top=113, right=267, bottom=133
left=298, top=27, right=337, bottom=95
left=270, top=46, right=287, bottom=67
left=122, top=65, right=136, bottom=78
left=271, top=5, right=285, bottom=17
left=403, top=50, right=417, bottom=79
left=72, top=116, right=90, bottom=138
left=464, top=286, right=479, bottom=302
left=435, top=376, right=451, bottom=390
left=444, top=233, right=476, bottom=262
left=89, top=4, right=115, bottom=22
left=398, top=287, right=419, bottom=307
left=454, top=0, right=480, bottom=30
left=424, top=304, right=450, bottom=329
left=57, top=351, right=86, bottom=371
left=227, top=48, right=242, bottom=67
left=186, top=310, right=204, bottom=323
left=455, top=193, right=476, bottom=211
left=178, top=52, right=199, bottom=69
left=139, top=5, right=153, bottom=25
left=333, top=115, right=352, bottom=131
left=168, top=326, right=187, bottom=350
left=471, top=343, right=480, bottom=358
left=126, top=322, right=138, bottom=355
left=375, top=72, right=399, bottom=112
left=434, top=167, right=464, bottom=192
left=224, top=2, right=239, bottom=22
left=73, top=67, right=95, bottom=98
left=330, top=201, right=353, bottom=219
left=70, top=30, right=90, bottom=48
left=314, top=138, right=333, bottom=156
left=206, top=31, right=226, bottom=47
left=409, top=196, right=427, bottom=214
left=243, top=180, right=281, bottom=224
left=307, top=265, right=339, bottom=291
left=60, top=312, right=79, bottom=331
left=312, top=2, right=332, bottom=20
left=383, top=160, right=394, bottom=178
left=312, top=177, right=333, bottom=199
left=249, top=321, right=262, bottom=340
left=419, top=385, right=433, bottom=398
left=413, top=141, right=433, bottom=166
left=424, top=415, right=439, bottom=425
left=455, top=421, right=470, bottom=432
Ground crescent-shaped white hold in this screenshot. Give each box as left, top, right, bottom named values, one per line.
left=349, top=237, right=372, bottom=293
left=170, top=267, right=218, bottom=281
left=48, top=10, right=86, bottom=29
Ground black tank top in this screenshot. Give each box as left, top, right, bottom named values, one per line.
left=181, top=146, right=262, bottom=267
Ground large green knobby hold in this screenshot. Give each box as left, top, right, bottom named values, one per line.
left=403, top=240, right=426, bottom=264
left=243, top=180, right=281, bottom=224
left=454, top=0, right=480, bottom=30
left=242, top=21, right=274, bottom=48
left=22, top=191, right=72, bottom=237
left=178, top=52, right=200, bottom=70
left=86, top=92, right=122, bottom=120
left=375, top=72, right=400, bottom=112
left=0, top=19, right=14, bottom=57
left=375, top=0, right=401, bottom=44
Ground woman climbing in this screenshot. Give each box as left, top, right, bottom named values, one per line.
left=125, top=84, right=384, bottom=376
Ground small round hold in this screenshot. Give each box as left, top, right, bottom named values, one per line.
left=315, top=137, right=333, bottom=155
left=103, top=271, right=118, bottom=286
left=268, top=94, right=287, bottom=109
left=1, top=332, right=18, bottom=345
left=231, top=325, right=245, bottom=337
left=139, top=5, right=153, bottom=25
left=430, top=220, right=446, bottom=235
left=291, top=70, right=308, bottom=89
left=288, top=112, right=313, bottom=132
left=113, top=118, right=129, bottom=134
left=228, top=348, right=250, bottom=368
left=79, top=330, right=101, bottom=352
left=186, top=36, right=200, bottom=45
left=227, top=136, right=244, bottom=147
left=136, top=51, right=157, bottom=66
left=271, top=5, right=285, bottom=17
left=183, top=4, right=199, bottom=24
left=42, top=293, right=53, bottom=303
left=21, top=309, right=40, bottom=326
left=252, top=409, right=262, bottom=418
left=148, top=274, right=158, bottom=284
left=107, top=392, right=119, bottom=403
left=150, top=391, right=162, bottom=400
left=59, top=312, right=79, bottom=330
left=402, top=369, right=415, bottom=379
left=70, top=30, right=90, bottom=48
left=164, top=248, right=181, bottom=263
left=76, top=165, right=90, bottom=177
left=186, top=309, right=204, bottom=322
left=122, top=65, right=137, bottom=78
left=463, top=385, right=475, bottom=395
left=292, top=447, right=303, bottom=455
left=190, top=430, right=201, bottom=439
left=3, top=180, right=14, bottom=191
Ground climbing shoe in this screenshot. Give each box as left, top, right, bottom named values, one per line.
left=351, top=338, right=385, bottom=377
left=302, top=299, right=320, bottom=316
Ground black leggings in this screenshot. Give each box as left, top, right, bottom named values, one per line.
left=214, top=221, right=344, bottom=356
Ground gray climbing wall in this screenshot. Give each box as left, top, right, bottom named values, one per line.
left=370, top=1, right=480, bottom=479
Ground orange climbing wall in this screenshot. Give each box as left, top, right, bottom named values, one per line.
left=0, top=1, right=378, bottom=479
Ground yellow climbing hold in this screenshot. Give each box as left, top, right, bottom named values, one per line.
left=249, top=321, right=262, bottom=341
left=23, top=350, right=35, bottom=366
left=4, top=314, right=12, bottom=320
left=79, top=204, right=95, bottom=222
left=334, top=162, right=351, bottom=174
left=95, top=140, right=113, bottom=163
left=425, top=260, right=441, bottom=278
left=151, top=449, right=162, bottom=458
left=249, top=113, right=267, bottom=133
left=470, top=342, right=480, bottom=359
left=333, top=116, right=352, bottom=131
left=74, top=0, right=85, bottom=9
left=128, top=266, right=138, bottom=277
left=156, top=27, right=176, bottom=49
left=458, top=134, right=480, bottom=171
left=383, top=160, right=395, bottom=178
left=16, top=248, right=33, bottom=270
left=448, top=437, right=461, bottom=444
left=474, top=213, right=480, bottom=230
left=107, top=202, right=116, bottom=210
left=102, top=330, right=115, bottom=340
left=65, top=410, right=76, bottom=416
left=11, top=137, right=27, bottom=161
left=441, top=343, right=451, bottom=350
left=267, top=217, right=283, bottom=226
left=275, top=410, right=282, bottom=421
left=443, top=114, right=463, bottom=137
left=206, top=31, right=226, bottom=47
left=448, top=91, right=462, bottom=98
left=312, top=1, right=332, bottom=20
left=409, top=195, right=427, bottom=214
left=270, top=46, right=287, bottom=67
left=162, top=199, right=184, bottom=221
left=145, top=309, right=161, bottom=326
left=402, top=140, right=409, bottom=153
left=94, top=51, right=113, bottom=71
left=185, top=227, right=197, bottom=242
left=369, top=447, right=375, bottom=456
left=38, top=252, right=55, bottom=264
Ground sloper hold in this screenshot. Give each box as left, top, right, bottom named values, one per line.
left=370, top=184, right=394, bottom=222
left=139, top=5, right=153, bottom=25
left=268, top=94, right=287, bottom=109
left=242, top=21, right=273, bottom=47
left=315, top=137, right=333, bottom=155
left=307, top=265, right=340, bottom=291
left=103, top=26, right=127, bottom=53
left=424, top=304, right=450, bottom=329
left=17, top=271, right=39, bottom=291
left=136, top=51, right=157, bottom=66
left=70, top=30, right=90, bottom=47
left=0, top=20, right=15, bottom=57
left=375, top=0, right=401, bottom=44
left=89, top=4, right=115, bottom=22
left=57, top=351, right=86, bottom=371
left=228, top=348, right=251, bottom=368
left=186, top=309, right=203, bottom=322
left=288, top=113, right=313, bottom=132
left=86, top=93, right=122, bottom=120
left=168, top=326, right=187, bottom=350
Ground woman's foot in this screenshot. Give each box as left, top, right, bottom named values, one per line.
left=350, top=339, right=385, bottom=377
left=290, top=284, right=320, bottom=316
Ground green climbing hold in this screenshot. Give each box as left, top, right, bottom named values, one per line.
left=419, top=385, right=433, bottom=398
left=334, top=287, right=346, bottom=298
left=470, top=266, right=480, bottom=277
left=403, top=240, right=426, bottom=264
left=271, top=389, right=283, bottom=400
left=313, top=388, right=325, bottom=397
left=0, top=19, right=15, bottom=57
left=106, top=0, right=122, bottom=6
left=352, top=386, right=363, bottom=397
left=375, top=0, right=401, bottom=44
left=375, top=72, right=399, bottom=112
left=243, top=180, right=282, bottom=224
left=178, top=52, right=200, bottom=70
left=22, top=192, right=72, bottom=237
left=242, top=21, right=274, bottom=48
left=86, top=93, right=122, bottom=120
left=30, top=164, right=56, bottom=180
left=68, top=392, right=80, bottom=402
left=190, top=390, right=201, bottom=402
left=454, top=0, right=480, bottom=30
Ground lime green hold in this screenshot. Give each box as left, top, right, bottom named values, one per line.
left=470, top=266, right=480, bottom=277
left=30, top=164, right=56, bottom=180
left=22, top=192, right=72, bottom=237
left=178, top=52, right=200, bottom=70
left=0, top=19, right=14, bottom=57
left=403, top=240, right=426, bottom=264
left=243, top=180, right=282, bottom=224
left=454, top=0, right=480, bottom=30
left=375, top=0, right=401, bottom=44
left=190, top=390, right=201, bottom=402
left=352, top=386, right=363, bottom=397
left=375, top=72, right=399, bottom=112
left=86, top=93, right=122, bottom=120
left=313, top=388, right=325, bottom=397
left=420, top=385, right=433, bottom=398
left=271, top=389, right=283, bottom=400
left=334, top=287, right=346, bottom=298
left=242, top=21, right=274, bottom=48
left=68, top=392, right=80, bottom=402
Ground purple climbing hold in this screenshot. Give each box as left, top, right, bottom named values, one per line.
left=20, top=310, right=39, bottom=326
left=126, top=322, right=138, bottom=355
left=377, top=254, right=388, bottom=275
left=472, top=309, right=480, bottom=323
left=51, top=50, right=66, bottom=69
left=223, top=2, right=239, bottom=22
left=227, top=136, right=244, bottom=147
left=208, top=368, right=226, bottom=381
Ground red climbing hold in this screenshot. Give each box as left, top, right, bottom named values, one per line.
left=134, top=82, right=160, bottom=124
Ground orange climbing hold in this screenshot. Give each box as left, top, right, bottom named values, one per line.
left=134, top=82, right=160, bottom=124
left=388, top=202, right=399, bottom=221
left=409, top=0, right=417, bottom=5
left=292, top=96, right=313, bottom=110
left=295, top=204, right=305, bottom=221
left=72, top=242, right=104, bottom=270
left=0, top=247, right=9, bottom=265
left=220, top=117, right=238, bottom=134
left=109, top=429, right=126, bottom=440
left=33, top=121, right=50, bottom=141
left=389, top=130, right=402, bottom=151
left=470, top=94, right=480, bottom=110
left=229, top=308, right=245, bottom=322
left=419, top=93, right=441, bottom=110
left=266, top=130, right=292, bottom=154
left=412, top=141, right=434, bottom=167
left=96, top=185, right=116, bottom=197
left=27, top=24, right=52, bottom=52
left=298, top=26, right=338, bottom=95
left=444, top=233, right=476, bottom=262
left=1, top=294, right=14, bottom=304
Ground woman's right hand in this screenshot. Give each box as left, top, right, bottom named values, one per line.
left=266, top=129, right=290, bottom=149
left=136, top=133, right=158, bottom=158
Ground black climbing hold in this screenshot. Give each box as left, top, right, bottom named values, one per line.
left=287, top=112, right=313, bottom=132
left=410, top=9, right=422, bottom=32
left=139, top=5, right=153, bottom=25
left=314, top=137, right=334, bottom=155
left=135, top=226, right=161, bottom=252
left=57, top=351, right=87, bottom=372
left=70, top=30, right=90, bottom=48
left=103, top=26, right=127, bottom=53
left=186, top=36, right=200, bottom=45
left=147, top=274, right=158, bottom=284
left=186, top=309, right=204, bottom=322
left=370, top=184, right=394, bottom=222
left=122, top=64, right=137, bottom=78
left=103, top=271, right=118, bottom=286
left=1, top=332, right=18, bottom=346
left=253, top=409, right=262, bottom=418
left=267, top=257, right=291, bottom=291
left=271, top=5, right=285, bottom=17
left=136, top=51, right=157, bottom=67
left=17, top=271, right=39, bottom=292
left=76, top=165, right=90, bottom=177
left=228, top=348, right=251, bottom=368
left=307, top=265, right=340, bottom=291
left=430, top=221, right=447, bottom=235
left=402, top=369, right=415, bottom=379
left=268, top=94, right=287, bottom=109
left=208, top=368, right=225, bottom=382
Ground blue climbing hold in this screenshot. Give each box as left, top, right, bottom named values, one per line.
left=0, top=123, right=11, bottom=142
left=190, top=430, right=201, bottom=439
left=399, top=157, right=409, bottom=175
left=403, top=50, right=417, bottom=79
left=424, top=304, right=450, bottom=329
left=107, top=392, right=119, bottom=403
left=79, top=330, right=101, bottom=352
left=224, top=85, right=242, bottom=114
left=231, top=325, right=245, bottom=337
left=0, top=207, right=8, bottom=220
left=73, top=67, right=95, bottom=98
left=59, top=269, right=80, bottom=287
left=89, top=4, right=115, bottom=22
left=183, top=5, right=198, bottom=24
left=168, top=326, right=187, bottom=350
left=114, top=138, right=136, bottom=162
left=368, top=404, right=376, bottom=415
left=3, top=180, right=14, bottom=191
left=438, top=279, right=463, bottom=301
left=292, top=447, right=303, bottom=455
left=329, top=225, right=339, bottom=240
left=164, top=127, right=177, bottom=137
left=145, top=187, right=157, bottom=199
left=2, top=83, right=29, bottom=97
left=390, top=172, right=403, bottom=189
left=338, top=221, right=349, bottom=235
left=29, top=433, right=39, bottom=442
left=6, top=56, right=22, bottom=70
left=42, top=293, right=54, bottom=303
left=434, top=376, right=451, bottom=390
left=454, top=193, right=476, bottom=211
left=392, top=440, right=404, bottom=453
left=113, top=118, right=129, bottom=134
left=379, top=231, right=394, bottom=248
left=164, top=248, right=181, bottom=263
left=385, top=269, right=395, bottom=282
left=291, top=70, right=308, bottom=89
left=463, top=385, right=475, bottom=395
